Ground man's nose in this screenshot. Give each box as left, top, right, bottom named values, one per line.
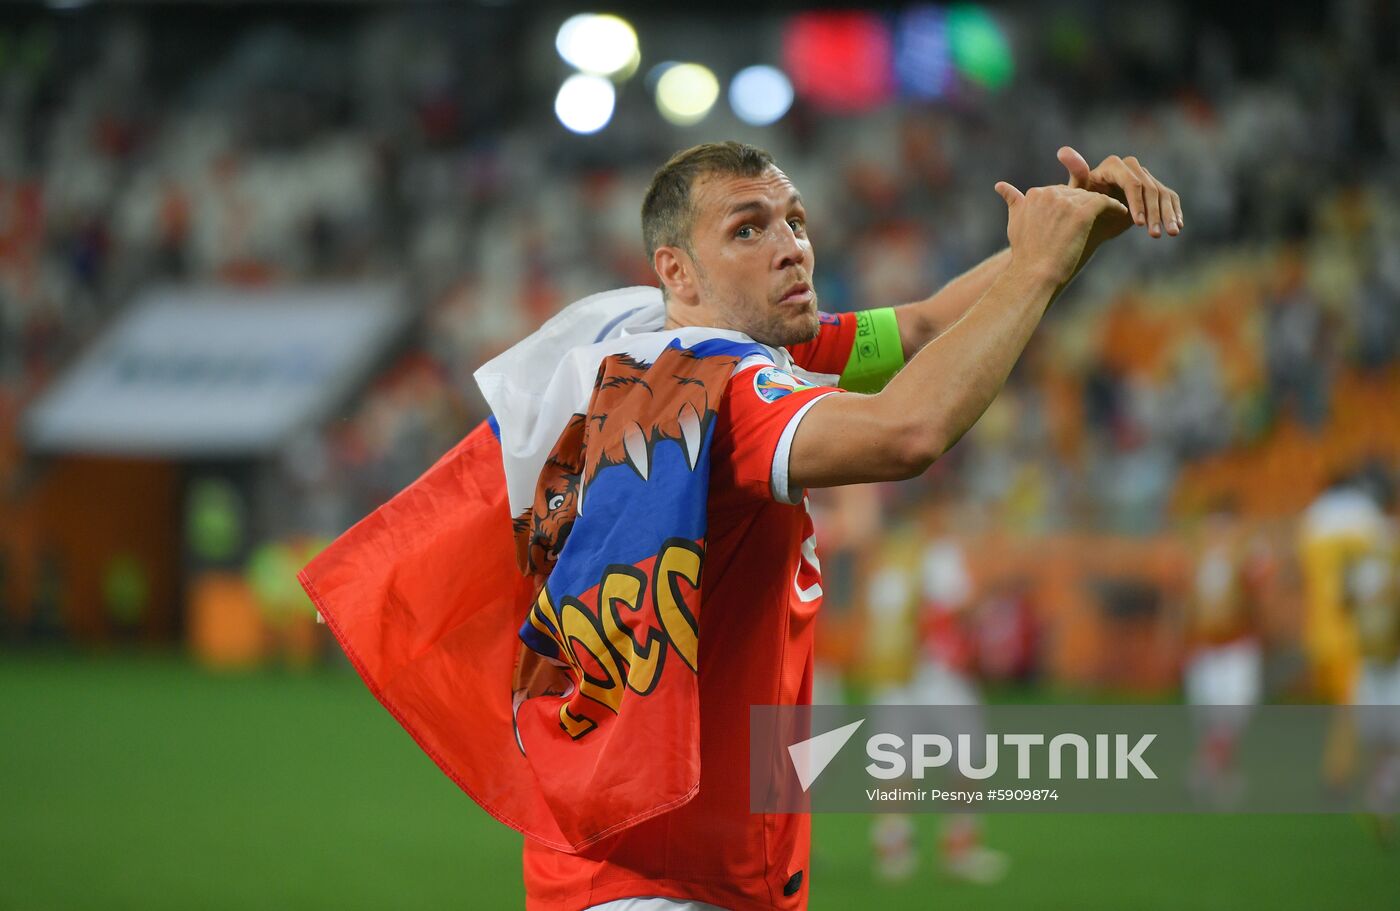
left=774, top=226, right=807, bottom=271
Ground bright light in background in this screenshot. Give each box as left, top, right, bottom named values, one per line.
left=613, top=46, right=643, bottom=82
left=655, top=63, right=719, bottom=126
left=729, top=65, right=794, bottom=126
left=947, top=4, right=1014, bottom=90
left=895, top=6, right=956, bottom=100
left=782, top=11, right=893, bottom=113
left=555, top=14, right=640, bottom=77
left=645, top=60, right=679, bottom=92
left=555, top=74, right=616, bottom=134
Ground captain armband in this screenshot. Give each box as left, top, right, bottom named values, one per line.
left=838, top=307, right=905, bottom=393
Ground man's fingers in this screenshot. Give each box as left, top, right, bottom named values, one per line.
left=1141, top=165, right=1177, bottom=236
left=994, top=181, right=1025, bottom=209
left=1125, top=157, right=1162, bottom=237
left=1057, top=145, right=1092, bottom=188
left=1084, top=189, right=1130, bottom=220
left=1099, top=156, right=1148, bottom=228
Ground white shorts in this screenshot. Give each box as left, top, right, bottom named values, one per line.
left=1185, top=640, right=1262, bottom=732
left=1356, top=660, right=1400, bottom=745
left=907, top=662, right=982, bottom=708
left=1185, top=640, right=1262, bottom=707
left=586, top=900, right=730, bottom=911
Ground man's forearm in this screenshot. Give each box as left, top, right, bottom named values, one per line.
left=893, top=248, right=1012, bottom=358
left=891, top=212, right=1115, bottom=360
left=878, top=261, right=1060, bottom=466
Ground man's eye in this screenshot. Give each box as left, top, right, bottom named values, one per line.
left=548, top=494, right=565, bottom=511
left=788, top=218, right=805, bottom=233
left=735, top=226, right=755, bottom=239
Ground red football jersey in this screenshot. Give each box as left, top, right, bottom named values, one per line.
left=521, top=317, right=857, bottom=911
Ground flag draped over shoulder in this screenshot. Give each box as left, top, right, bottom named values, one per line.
left=299, top=288, right=822, bottom=853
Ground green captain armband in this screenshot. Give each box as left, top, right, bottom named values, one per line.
left=838, top=307, right=904, bottom=393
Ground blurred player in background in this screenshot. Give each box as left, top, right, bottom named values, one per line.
left=868, top=498, right=1008, bottom=885
left=1299, top=472, right=1390, bottom=792
left=1342, top=476, right=1400, bottom=830
left=862, top=517, right=922, bottom=883
left=1182, top=499, right=1269, bottom=805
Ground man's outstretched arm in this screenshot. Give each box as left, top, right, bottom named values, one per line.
left=889, top=147, right=1185, bottom=358
left=789, top=182, right=1132, bottom=489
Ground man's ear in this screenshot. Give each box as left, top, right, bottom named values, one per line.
left=653, top=245, right=698, bottom=305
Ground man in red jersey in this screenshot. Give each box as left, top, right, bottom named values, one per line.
left=524, top=141, right=1183, bottom=911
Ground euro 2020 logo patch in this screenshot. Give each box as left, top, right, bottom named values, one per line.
left=754, top=367, right=816, bottom=403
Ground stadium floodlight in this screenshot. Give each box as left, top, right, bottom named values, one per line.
left=645, top=60, right=680, bottom=92
left=655, top=63, right=720, bottom=126
left=729, top=65, right=795, bottom=126
left=555, top=14, right=640, bottom=77
left=783, top=10, right=894, bottom=113
left=894, top=5, right=956, bottom=99
left=948, top=4, right=1014, bottom=90
left=555, top=74, right=617, bottom=135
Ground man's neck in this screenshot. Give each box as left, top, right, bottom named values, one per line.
left=662, top=304, right=726, bottom=333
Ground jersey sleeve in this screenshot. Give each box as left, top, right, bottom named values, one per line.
left=787, top=311, right=858, bottom=376
left=711, top=364, right=842, bottom=505
left=787, top=308, right=905, bottom=393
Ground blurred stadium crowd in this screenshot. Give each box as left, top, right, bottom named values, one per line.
left=1, top=3, right=1398, bottom=699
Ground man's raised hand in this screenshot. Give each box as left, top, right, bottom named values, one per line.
left=1057, top=146, right=1183, bottom=239
left=994, top=181, right=1130, bottom=290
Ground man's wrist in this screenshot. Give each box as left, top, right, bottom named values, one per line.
left=1069, top=239, right=1102, bottom=284
left=1000, top=256, right=1065, bottom=301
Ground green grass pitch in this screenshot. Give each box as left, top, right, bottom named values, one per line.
left=2, top=652, right=1396, bottom=910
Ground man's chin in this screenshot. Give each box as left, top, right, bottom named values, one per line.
left=790, top=304, right=822, bottom=344
left=752, top=311, right=820, bottom=349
